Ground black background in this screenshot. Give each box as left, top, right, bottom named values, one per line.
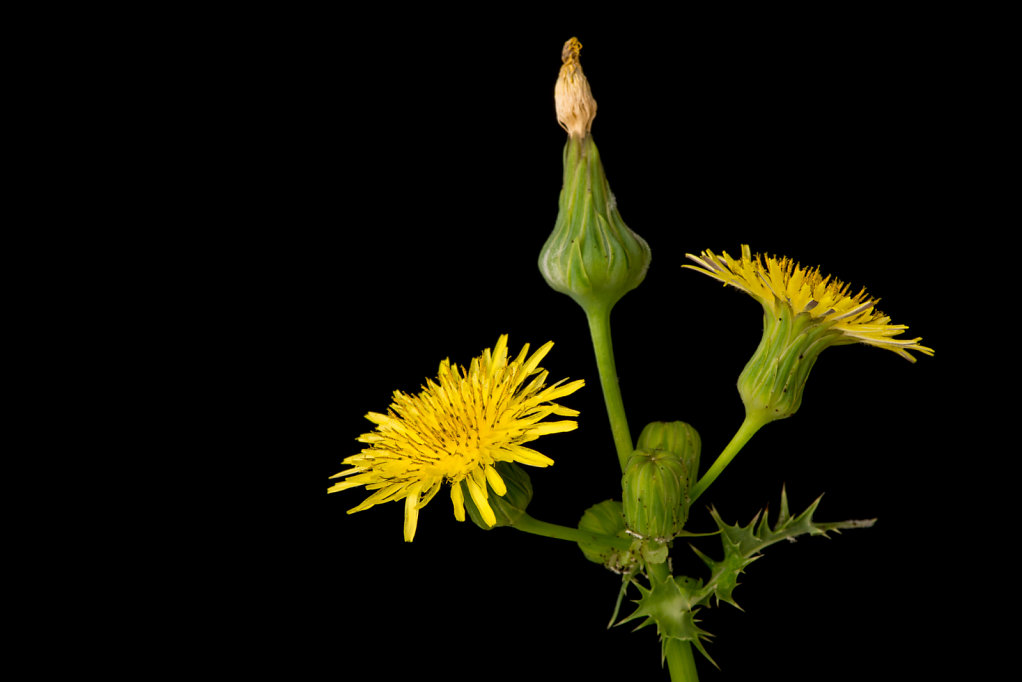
left=245, top=11, right=998, bottom=682
left=18, top=7, right=1007, bottom=680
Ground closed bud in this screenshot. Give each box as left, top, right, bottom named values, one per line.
left=576, top=499, right=639, bottom=574
left=461, top=461, right=533, bottom=530
left=538, top=38, right=651, bottom=314
left=635, top=421, right=701, bottom=488
left=622, top=448, right=690, bottom=541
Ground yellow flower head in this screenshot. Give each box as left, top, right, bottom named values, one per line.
left=329, top=335, right=584, bottom=541
left=685, top=245, right=932, bottom=423
left=684, top=245, right=933, bottom=362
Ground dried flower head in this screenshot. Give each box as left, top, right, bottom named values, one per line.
left=555, top=37, right=597, bottom=138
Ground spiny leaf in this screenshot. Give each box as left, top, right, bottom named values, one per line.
left=692, top=486, right=876, bottom=609
left=618, top=571, right=717, bottom=667
left=690, top=542, right=759, bottom=610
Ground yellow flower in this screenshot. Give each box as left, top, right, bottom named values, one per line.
left=329, top=335, right=584, bottom=541
left=684, top=245, right=933, bottom=362
left=684, top=245, right=932, bottom=423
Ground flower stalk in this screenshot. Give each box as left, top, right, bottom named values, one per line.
left=665, top=640, right=700, bottom=682
left=587, top=304, right=634, bottom=470
left=512, top=512, right=633, bottom=552
left=689, top=411, right=771, bottom=504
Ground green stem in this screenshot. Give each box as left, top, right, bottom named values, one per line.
left=689, top=410, right=772, bottom=504
left=647, top=557, right=670, bottom=581
left=585, top=304, right=633, bottom=471
left=665, top=639, right=700, bottom=682
left=644, top=562, right=698, bottom=681
left=512, top=513, right=632, bottom=552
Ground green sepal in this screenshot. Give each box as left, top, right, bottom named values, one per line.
left=461, top=462, right=533, bottom=530
left=618, top=571, right=716, bottom=667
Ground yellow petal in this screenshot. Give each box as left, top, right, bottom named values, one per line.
left=466, top=478, right=496, bottom=527
left=403, top=482, right=423, bottom=542
left=484, top=465, right=507, bottom=496
left=451, top=481, right=466, bottom=522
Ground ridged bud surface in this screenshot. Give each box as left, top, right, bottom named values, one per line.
left=622, top=448, right=690, bottom=540
left=635, top=421, right=700, bottom=487
left=538, top=135, right=651, bottom=314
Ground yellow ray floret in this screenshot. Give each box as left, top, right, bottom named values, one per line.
left=329, top=335, right=584, bottom=541
left=683, top=245, right=934, bottom=362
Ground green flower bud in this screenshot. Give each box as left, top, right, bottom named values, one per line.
left=538, top=38, right=651, bottom=314
left=635, top=421, right=701, bottom=488
left=576, top=499, right=639, bottom=574
left=460, top=461, right=533, bottom=530
left=622, top=447, right=691, bottom=541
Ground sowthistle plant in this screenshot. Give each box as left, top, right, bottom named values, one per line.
left=328, top=37, right=932, bottom=681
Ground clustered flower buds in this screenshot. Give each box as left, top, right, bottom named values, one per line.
left=622, top=422, right=701, bottom=541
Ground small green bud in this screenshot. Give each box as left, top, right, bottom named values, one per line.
left=635, top=421, right=701, bottom=488
left=461, top=462, right=533, bottom=530
left=622, top=447, right=691, bottom=541
left=576, top=499, right=639, bottom=574
left=539, top=39, right=651, bottom=314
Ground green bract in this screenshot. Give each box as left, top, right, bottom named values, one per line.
left=738, top=305, right=835, bottom=422
left=461, top=461, right=534, bottom=530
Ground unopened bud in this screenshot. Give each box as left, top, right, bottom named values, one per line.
left=622, top=447, right=691, bottom=541
left=576, top=499, right=639, bottom=574
left=635, top=421, right=701, bottom=488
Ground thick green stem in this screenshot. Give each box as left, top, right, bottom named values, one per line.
left=644, top=562, right=699, bottom=682
left=665, top=639, right=700, bottom=682
left=511, top=513, right=632, bottom=552
left=689, top=410, right=772, bottom=504
left=647, top=557, right=670, bottom=581
left=586, top=304, right=633, bottom=471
